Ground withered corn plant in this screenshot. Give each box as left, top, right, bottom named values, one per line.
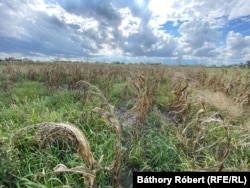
left=165, top=67, right=250, bottom=171
left=12, top=80, right=122, bottom=188
left=128, top=64, right=164, bottom=129
left=77, top=80, right=122, bottom=188
left=179, top=112, right=231, bottom=171
left=12, top=122, right=97, bottom=187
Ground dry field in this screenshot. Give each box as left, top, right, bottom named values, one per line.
left=0, top=61, right=249, bottom=187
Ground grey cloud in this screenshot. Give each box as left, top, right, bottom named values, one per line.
left=120, top=28, right=154, bottom=55
left=0, top=7, right=86, bottom=56
left=120, top=26, right=178, bottom=57
left=56, top=0, right=121, bottom=25
left=193, top=46, right=219, bottom=57
left=0, top=0, right=158, bottom=58
left=179, top=21, right=220, bottom=48
left=68, top=24, right=80, bottom=30
left=48, top=15, right=67, bottom=29
left=0, top=1, right=29, bottom=38
left=178, top=20, right=221, bottom=57
left=1, top=0, right=248, bottom=63
left=61, top=0, right=157, bottom=57
left=57, top=0, right=150, bottom=20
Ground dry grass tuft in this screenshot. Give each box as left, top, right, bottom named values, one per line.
left=53, top=164, right=96, bottom=187
left=201, top=90, right=244, bottom=119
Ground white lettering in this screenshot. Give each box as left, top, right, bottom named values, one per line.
left=137, top=176, right=143, bottom=183
left=175, top=176, right=206, bottom=184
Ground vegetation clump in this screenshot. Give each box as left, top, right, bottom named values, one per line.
left=0, top=61, right=249, bottom=187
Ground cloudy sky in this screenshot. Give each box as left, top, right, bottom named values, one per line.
left=0, top=0, right=250, bottom=65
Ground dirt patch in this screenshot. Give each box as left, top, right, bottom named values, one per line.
left=116, top=108, right=138, bottom=128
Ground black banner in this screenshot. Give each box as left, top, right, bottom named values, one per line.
left=133, top=172, right=250, bottom=188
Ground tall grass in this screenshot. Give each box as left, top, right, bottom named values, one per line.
left=0, top=61, right=250, bottom=187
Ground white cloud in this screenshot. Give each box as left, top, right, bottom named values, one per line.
left=228, top=0, right=250, bottom=20
left=135, top=0, right=146, bottom=7
left=178, top=20, right=220, bottom=56
left=148, top=0, right=250, bottom=27
left=78, top=18, right=99, bottom=32
left=118, top=7, right=141, bottom=37
left=226, top=31, right=250, bottom=58
left=0, top=0, right=249, bottom=64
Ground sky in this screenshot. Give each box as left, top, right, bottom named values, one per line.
left=0, top=0, right=250, bottom=65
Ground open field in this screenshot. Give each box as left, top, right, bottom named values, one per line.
left=0, top=61, right=250, bottom=187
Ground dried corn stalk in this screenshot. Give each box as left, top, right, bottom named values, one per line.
left=78, top=80, right=122, bottom=188
left=12, top=122, right=96, bottom=187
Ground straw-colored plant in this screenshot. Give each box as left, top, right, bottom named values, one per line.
left=12, top=122, right=96, bottom=187
left=128, top=64, right=163, bottom=128
left=12, top=80, right=122, bottom=188
left=77, top=80, right=122, bottom=188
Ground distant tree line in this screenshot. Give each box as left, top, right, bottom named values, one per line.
left=239, top=60, right=250, bottom=68
left=247, top=60, right=250, bottom=68
left=0, top=57, right=249, bottom=68
left=0, top=57, right=34, bottom=62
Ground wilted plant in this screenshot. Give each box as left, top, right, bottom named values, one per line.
left=12, top=122, right=96, bottom=187
left=164, top=67, right=234, bottom=171
left=77, top=80, right=122, bottom=188
left=12, top=80, right=122, bottom=188
left=128, top=64, right=164, bottom=128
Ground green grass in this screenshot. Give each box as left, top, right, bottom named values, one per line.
left=153, top=75, right=174, bottom=109
left=0, top=62, right=250, bottom=187
left=0, top=79, right=121, bottom=187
